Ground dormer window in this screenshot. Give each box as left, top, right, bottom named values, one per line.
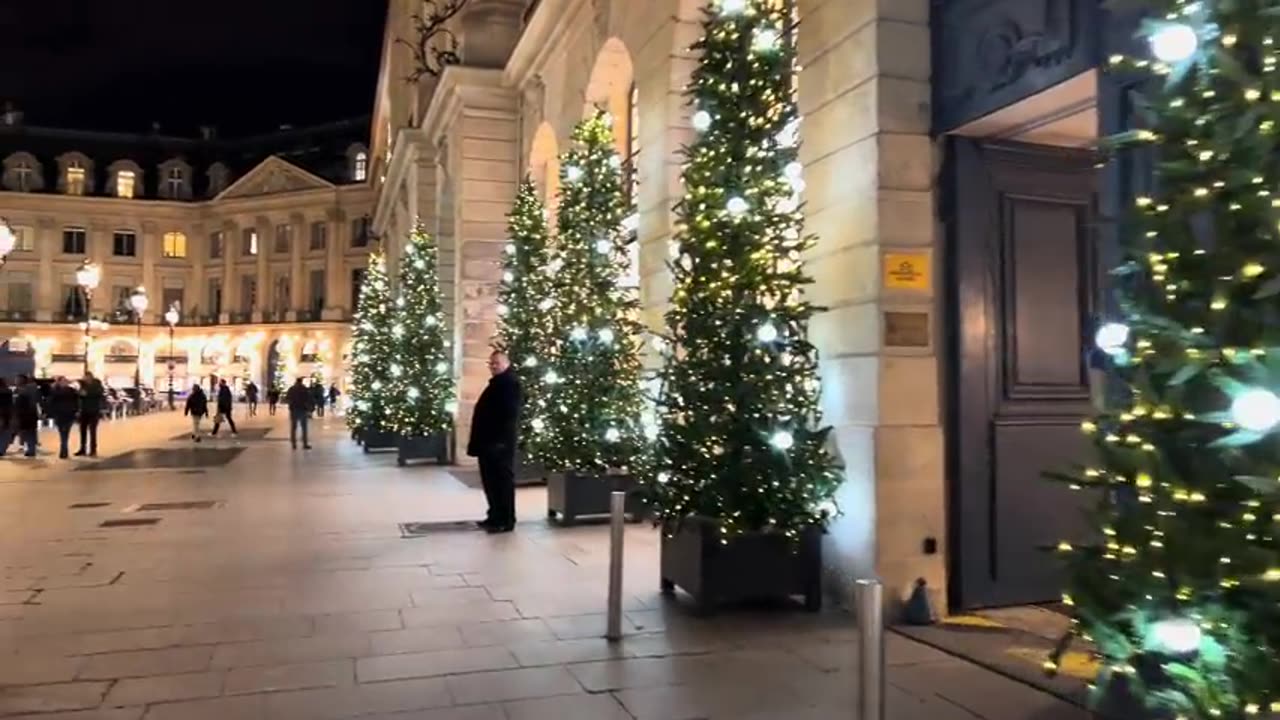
left=354, top=151, right=368, bottom=182
left=4, top=152, right=43, bottom=192
left=13, top=160, right=32, bottom=191
left=116, top=170, right=136, bottom=198
left=66, top=161, right=86, bottom=195
left=207, top=163, right=230, bottom=197
left=167, top=167, right=184, bottom=197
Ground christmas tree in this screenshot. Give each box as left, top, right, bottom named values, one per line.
left=644, top=0, right=841, bottom=542
left=387, top=223, right=455, bottom=438
left=497, top=179, right=557, bottom=462
left=1047, top=3, right=1280, bottom=715
left=538, top=112, right=646, bottom=473
left=347, top=252, right=394, bottom=436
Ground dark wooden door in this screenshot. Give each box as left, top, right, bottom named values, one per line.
left=946, top=138, right=1098, bottom=610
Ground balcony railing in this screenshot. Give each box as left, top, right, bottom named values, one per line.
left=0, top=309, right=35, bottom=321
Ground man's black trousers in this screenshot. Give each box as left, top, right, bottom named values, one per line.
left=478, top=448, right=516, bottom=527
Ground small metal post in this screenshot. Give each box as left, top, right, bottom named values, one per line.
left=606, top=490, right=626, bottom=642
left=855, top=579, right=885, bottom=720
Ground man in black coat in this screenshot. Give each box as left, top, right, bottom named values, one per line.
left=210, top=380, right=238, bottom=437
left=76, top=372, right=105, bottom=457
left=48, top=377, right=80, bottom=459
left=468, top=351, right=522, bottom=533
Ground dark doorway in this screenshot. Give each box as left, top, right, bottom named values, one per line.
left=945, top=138, right=1099, bottom=610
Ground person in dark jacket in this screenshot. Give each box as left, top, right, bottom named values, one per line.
left=267, top=385, right=281, bottom=416
left=285, top=378, right=314, bottom=450
left=327, top=384, right=340, bottom=413
left=48, top=377, right=80, bottom=459
left=245, top=381, right=260, bottom=417
left=210, top=380, right=238, bottom=437
left=0, top=378, right=12, bottom=457
left=311, top=381, right=325, bottom=418
left=467, top=351, right=522, bottom=533
left=184, top=384, right=209, bottom=442
left=76, top=372, right=105, bottom=457
left=13, top=374, right=40, bottom=457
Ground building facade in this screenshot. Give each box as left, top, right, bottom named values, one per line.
left=0, top=115, right=378, bottom=395
left=373, top=0, right=1134, bottom=613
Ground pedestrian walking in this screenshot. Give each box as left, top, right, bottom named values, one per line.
left=184, top=384, right=209, bottom=442
left=267, top=386, right=281, bottom=416
left=48, top=377, right=80, bottom=459
left=327, top=384, right=340, bottom=414
left=246, top=381, right=260, bottom=417
left=311, top=381, right=325, bottom=418
left=0, top=378, right=12, bottom=456
left=285, top=378, right=313, bottom=450
left=467, top=351, right=522, bottom=534
left=76, top=372, right=104, bottom=457
left=210, top=380, right=238, bottom=437
left=13, top=374, right=40, bottom=458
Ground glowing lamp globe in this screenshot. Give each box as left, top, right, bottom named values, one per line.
left=76, top=261, right=102, bottom=292
left=1150, top=23, right=1198, bottom=63
left=129, top=287, right=149, bottom=314
left=692, top=110, right=713, bottom=132
left=1094, top=322, right=1130, bottom=356
left=0, top=221, right=15, bottom=259
left=1231, top=388, right=1280, bottom=433
left=164, top=306, right=180, bottom=326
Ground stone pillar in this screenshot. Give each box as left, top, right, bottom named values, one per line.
left=796, top=0, right=939, bottom=609
left=189, top=223, right=205, bottom=319
left=221, top=220, right=237, bottom=323
left=325, top=207, right=346, bottom=320
left=36, top=216, right=56, bottom=321
left=140, top=221, right=158, bottom=322
left=289, top=212, right=306, bottom=316
left=450, top=79, right=520, bottom=444
left=255, top=216, right=271, bottom=320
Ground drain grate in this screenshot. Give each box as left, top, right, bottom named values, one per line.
left=68, top=502, right=111, bottom=509
left=399, top=521, right=480, bottom=538
left=126, top=501, right=221, bottom=512
left=100, top=518, right=161, bottom=528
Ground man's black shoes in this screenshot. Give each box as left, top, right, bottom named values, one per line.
left=485, top=524, right=515, bottom=534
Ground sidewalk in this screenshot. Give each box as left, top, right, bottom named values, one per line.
left=0, top=416, right=1088, bottom=719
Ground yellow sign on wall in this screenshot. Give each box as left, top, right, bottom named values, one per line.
left=883, top=252, right=931, bottom=291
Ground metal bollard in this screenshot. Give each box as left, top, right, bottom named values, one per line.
left=606, top=490, right=626, bottom=641
left=855, top=579, right=885, bottom=720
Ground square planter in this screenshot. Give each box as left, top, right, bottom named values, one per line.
left=546, top=471, right=644, bottom=525
left=362, top=429, right=398, bottom=453
left=352, top=427, right=364, bottom=443
left=660, top=516, right=822, bottom=614
left=397, top=433, right=450, bottom=466
left=515, top=449, right=546, bottom=486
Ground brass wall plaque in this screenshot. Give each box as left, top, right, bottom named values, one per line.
left=884, top=311, right=930, bottom=348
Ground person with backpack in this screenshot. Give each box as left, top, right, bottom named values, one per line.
left=184, top=384, right=209, bottom=442
left=210, top=379, right=238, bottom=437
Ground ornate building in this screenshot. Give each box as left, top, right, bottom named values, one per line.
left=0, top=112, right=377, bottom=395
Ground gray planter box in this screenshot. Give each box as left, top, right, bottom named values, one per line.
left=546, top=471, right=643, bottom=525
left=362, top=429, right=398, bottom=453
left=660, top=516, right=822, bottom=614
left=397, top=433, right=450, bottom=466
left=516, top=450, right=546, bottom=486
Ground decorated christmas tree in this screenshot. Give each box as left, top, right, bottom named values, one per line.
left=496, top=179, right=557, bottom=463
left=644, top=0, right=840, bottom=542
left=538, top=112, right=646, bottom=473
left=347, top=252, right=394, bottom=436
left=387, top=223, right=455, bottom=439
left=1047, top=2, right=1280, bottom=715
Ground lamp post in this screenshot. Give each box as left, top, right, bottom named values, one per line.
left=164, top=303, right=179, bottom=410
left=129, top=286, right=149, bottom=414
left=0, top=218, right=17, bottom=268
left=75, top=260, right=101, bottom=375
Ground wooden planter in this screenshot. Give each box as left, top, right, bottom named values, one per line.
left=396, top=433, right=450, bottom=466
left=362, top=429, right=398, bottom=453
left=546, top=471, right=644, bottom=525
left=660, top=516, right=823, bottom=614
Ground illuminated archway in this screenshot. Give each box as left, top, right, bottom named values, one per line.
left=583, top=37, right=635, bottom=158
left=529, top=122, right=561, bottom=219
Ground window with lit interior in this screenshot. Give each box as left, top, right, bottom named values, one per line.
left=354, top=151, right=368, bottom=182
left=116, top=170, right=136, bottom=198
left=163, top=231, right=187, bottom=259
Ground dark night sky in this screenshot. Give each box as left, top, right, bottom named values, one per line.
left=0, top=0, right=388, bottom=137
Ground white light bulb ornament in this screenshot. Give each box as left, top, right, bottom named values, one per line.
left=719, top=0, right=746, bottom=15
left=1231, top=388, right=1280, bottom=433
left=769, top=430, right=795, bottom=451
left=598, top=328, right=615, bottom=345
left=692, top=110, right=713, bottom=132
left=1094, top=322, right=1130, bottom=356
left=756, top=322, right=780, bottom=343
left=753, top=28, right=781, bottom=53
left=604, top=427, right=621, bottom=442
left=1149, top=22, right=1199, bottom=63
left=1146, top=617, right=1202, bottom=656
left=595, top=239, right=613, bottom=254
left=565, top=165, right=583, bottom=183
left=727, top=196, right=750, bottom=216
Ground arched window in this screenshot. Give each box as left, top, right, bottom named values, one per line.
left=116, top=170, right=136, bottom=198
left=14, top=159, right=32, bottom=191
left=166, top=167, right=185, bottom=197
left=353, top=151, right=368, bottom=182
left=626, top=82, right=639, bottom=208
left=65, top=160, right=86, bottom=195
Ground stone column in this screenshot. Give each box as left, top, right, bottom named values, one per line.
left=140, top=221, right=158, bottom=323
left=188, top=222, right=205, bottom=319
left=324, top=207, right=346, bottom=320
left=221, top=220, right=238, bottom=323
left=796, top=0, right=939, bottom=609
left=289, top=212, right=306, bottom=318
left=36, top=216, right=56, bottom=321
left=255, top=215, right=271, bottom=321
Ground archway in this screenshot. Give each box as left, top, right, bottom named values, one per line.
left=528, top=122, right=561, bottom=219
left=583, top=38, right=635, bottom=159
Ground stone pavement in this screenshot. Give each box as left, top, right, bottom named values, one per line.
left=0, top=413, right=1089, bottom=720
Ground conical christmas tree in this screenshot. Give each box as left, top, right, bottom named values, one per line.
left=387, top=223, right=455, bottom=439
left=1047, top=3, right=1280, bottom=715
left=539, top=112, right=646, bottom=473
left=645, top=0, right=841, bottom=542
left=347, top=252, right=395, bottom=437
left=497, top=179, right=557, bottom=464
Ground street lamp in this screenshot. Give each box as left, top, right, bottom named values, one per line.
left=75, top=260, right=101, bottom=375
left=129, top=286, right=149, bottom=414
left=164, top=303, right=180, bottom=410
left=0, top=218, right=17, bottom=268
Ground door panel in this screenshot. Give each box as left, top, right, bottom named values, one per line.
left=947, top=138, right=1098, bottom=610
